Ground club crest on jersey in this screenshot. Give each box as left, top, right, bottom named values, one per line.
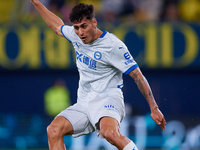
left=94, top=51, right=102, bottom=60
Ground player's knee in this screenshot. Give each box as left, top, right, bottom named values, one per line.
left=47, top=124, right=61, bottom=140
left=101, top=128, right=120, bottom=145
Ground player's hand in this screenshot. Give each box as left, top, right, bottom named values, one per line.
left=150, top=107, right=166, bottom=130
left=30, top=0, right=39, bottom=4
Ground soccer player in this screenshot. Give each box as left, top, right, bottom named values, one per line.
left=30, top=1, right=166, bottom=150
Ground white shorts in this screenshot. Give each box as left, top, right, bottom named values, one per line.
left=56, top=94, right=125, bottom=138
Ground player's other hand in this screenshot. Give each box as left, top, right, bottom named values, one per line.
left=150, top=107, right=166, bottom=130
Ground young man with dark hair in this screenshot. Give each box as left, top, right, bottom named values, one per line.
left=30, top=1, right=166, bottom=150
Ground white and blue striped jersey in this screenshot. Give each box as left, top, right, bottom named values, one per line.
left=61, top=25, right=138, bottom=102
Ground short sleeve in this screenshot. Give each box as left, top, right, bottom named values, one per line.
left=60, top=25, right=75, bottom=43
left=109, top=43, right=138, bottom=75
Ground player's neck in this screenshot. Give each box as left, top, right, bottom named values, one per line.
left=94, top=28, right=103, bottom=41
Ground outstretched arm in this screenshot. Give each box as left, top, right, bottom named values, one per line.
left=129, top=67, right=166, bottom=130
left=30, top=0, right=64, bottom=36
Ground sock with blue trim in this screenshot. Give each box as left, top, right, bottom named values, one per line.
left=123, top=141, right=138, bottom=150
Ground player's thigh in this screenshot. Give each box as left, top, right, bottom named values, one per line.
left=47, top=116, right=73, bottom=136
left=56, top=104, right=94, bottom=137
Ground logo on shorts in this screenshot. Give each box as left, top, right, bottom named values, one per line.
left=104, top=105, right=114, bottom=109
left=104, top=105, right=120, bottom=113
left=132, top=147, right=136, bottom=150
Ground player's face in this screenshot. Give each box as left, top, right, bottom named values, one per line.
left=73, top=17, right=97, bottom=44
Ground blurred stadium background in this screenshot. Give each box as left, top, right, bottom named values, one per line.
left=0, top=0, right=200, bottom=149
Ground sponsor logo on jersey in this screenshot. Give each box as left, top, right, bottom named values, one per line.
left=75, top=42, right=80, bottom=48
left=76, top=51, right=97, bottom=70
left=119, top=46, right=124, bottom=49
left=94, top=51, right=102, bottom=60
left=124, top=52, right=131, bottom=60
left=125, top=59, right=134, bottom=65
left=124, top=52, right=134, bottom=65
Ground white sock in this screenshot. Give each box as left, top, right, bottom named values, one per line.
left=123, top=141, right=138, bottom=150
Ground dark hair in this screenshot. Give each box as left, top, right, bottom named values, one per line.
left=69, top=3, right=95, bottom=23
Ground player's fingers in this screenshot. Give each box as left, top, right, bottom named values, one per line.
left=160, top=115, right=167, bottom=125
left=157, top=116, right=163, bottom=122
left=152, top=115, right=161, bottom=125
left=152, top=114, right=165, bottom=126
left=157, top=115, right=164, bottom=124
left=163, top=118, right=167, bottom=125
left=160, top=123, right=165, bottom=130
left=155, top=118, right=161, bottom=125
left=156, top=117, right=165, bottom=127
left=160, top=119, right=166, bottom=130
left=158, top=114, right=166, bottom=125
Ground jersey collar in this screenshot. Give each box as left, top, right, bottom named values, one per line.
left=99, top=30, right=107, bottom=38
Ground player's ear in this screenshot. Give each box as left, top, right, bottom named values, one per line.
left=92, top=18, right=97, bottom=28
